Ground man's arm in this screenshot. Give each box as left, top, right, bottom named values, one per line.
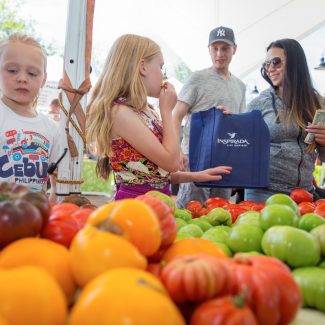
left=173, top=100, right=190, bottom=141
left=173, top=101, right=190, bottom=170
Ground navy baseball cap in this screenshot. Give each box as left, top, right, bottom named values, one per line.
left=208, top=26, right=235, bottom=46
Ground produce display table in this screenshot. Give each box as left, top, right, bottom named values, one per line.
left=293, top=308, right=325, bottom=324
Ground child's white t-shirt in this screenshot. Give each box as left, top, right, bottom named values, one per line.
left=0, top=100, right=60, bottom=192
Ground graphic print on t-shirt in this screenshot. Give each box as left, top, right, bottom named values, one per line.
left=0, top=129, right=50, bottom=190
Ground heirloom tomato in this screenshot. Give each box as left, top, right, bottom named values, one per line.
left=0, top=182, right=51, bottom=247
left=223, top=255, right=302, bottom=325
left=190, top=294, right=258, bottom=325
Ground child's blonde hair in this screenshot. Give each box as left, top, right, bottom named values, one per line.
left=0, top=32, right=47, bottom=72
left=87, top=34, right=161, bottom=179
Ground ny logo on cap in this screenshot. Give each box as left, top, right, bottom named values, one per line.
left=216, top=28, right=226, bottom=37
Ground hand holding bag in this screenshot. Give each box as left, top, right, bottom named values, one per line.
left=189, top=107, right=270, bottom=188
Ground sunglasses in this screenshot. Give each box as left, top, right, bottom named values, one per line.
left=262, top=57, right=285, bottom=70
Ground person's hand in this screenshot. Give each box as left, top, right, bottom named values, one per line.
left=159, top=81, right=177, bottom=114
left=193, top=166, right=232, bottom=182
left=216, top=105, right=232, bottom=115
left=179, top=151, right=188, bottom=171
left=305, top=124, right=325, bottom=146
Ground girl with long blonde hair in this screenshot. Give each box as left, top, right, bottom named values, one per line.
left=87, top=34, right=231, bottom=199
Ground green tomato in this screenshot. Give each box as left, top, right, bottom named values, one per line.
left=262, top=226, right=321, bottom=268
left=234, top=251, right=264, bottom=258
left=146, top=190, right=176, bottom=211
left=214, top=242, right=232, bottom=257
left=178, top=224, right=203, bottom=238
left=266, top=193, right=300, bottom=216
left=227, top=224, right=264, bottom=253
left=311, top=224, right=325, bottom=256
left=175, top=218, right=187, bottom=230
left=203, top=208, right=232, bottom=226
left=174, top=208, right=192, bottom=222
left=189, top=219, right=212, bottom=232
left=176, top=232, right=192, bottom=241
left=201, top=225, right=231, bottom=245
left=292, top=267, right=325, bottom=311
left=260, top=204, right=299, bottom=231
left=298, top=213, right=325, bottom=232
left=233, top=210, right=261, bottom=228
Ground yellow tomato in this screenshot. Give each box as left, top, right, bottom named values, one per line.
left=0, top=237, right=76, bottom=305
left=87, top=199, right=162, bottom=257
left=0, top=266, right=67, bottom=325
left=87, top=201, right=118, bottom=225
left=70, top=224, right=147, bottom=287
left=108, top=199, right=162, bottom=256
left=69, top=267, right=185, bottom=325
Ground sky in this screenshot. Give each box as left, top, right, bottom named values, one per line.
left=20, top=0, right=325, bottom=99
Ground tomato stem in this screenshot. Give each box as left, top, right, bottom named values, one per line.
left=96, top=218, right=123, bottom=235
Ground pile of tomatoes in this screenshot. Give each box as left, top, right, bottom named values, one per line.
left=185, top=197, right=265, bottom=223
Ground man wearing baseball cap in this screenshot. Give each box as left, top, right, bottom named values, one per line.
left=173, top=26, right=246, bottom=207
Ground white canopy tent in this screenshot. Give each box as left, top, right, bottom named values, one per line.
left=91, top=0, right=325, bottom=79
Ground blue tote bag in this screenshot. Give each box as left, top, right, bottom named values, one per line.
left=189, top=107, right=270, bottom=188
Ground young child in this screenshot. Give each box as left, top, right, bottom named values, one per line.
left=87, top=34, right=232, bottom=200
left=0, top=33, right=59, bottom=201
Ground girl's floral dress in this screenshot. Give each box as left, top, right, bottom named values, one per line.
left=109, top=106, right=170, bottom=190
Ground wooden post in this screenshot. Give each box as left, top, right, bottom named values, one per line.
left=56, top=0, right=95, bottom=196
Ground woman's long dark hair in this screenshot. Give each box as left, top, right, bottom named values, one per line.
left=261, top=38, right=323, bottom=128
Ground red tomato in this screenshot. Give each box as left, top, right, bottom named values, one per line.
left=315, top=199, right=325, bottom=207
left=40, top=206, right=92, bottom=248
left=290, top=188, right=313, bottom=204
left=40, top=214, right=80, bottom=248
left=197, top=207, right=209, bottom=217
left=250, top=202, right=266, bottom=211
left=314, top=204, right=325, bottom=219
left=186, top=200, right=202, bottom=218
left=70, top=208, right=93, bottom=227
left=146, top=263, right=163, bottom=278
left=298, top=201, right=315, bottom=215
left=238, top=200, right=257, bottom=210
left=51, top=202, right=80, bottom=215
left=224, top=204, right=248, bottom=223
left=204, top=197, right=229, bottom=208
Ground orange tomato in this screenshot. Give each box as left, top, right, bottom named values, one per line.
left=107, top=199, right=162, bottom=256
left=87, top=201, right=118, bottom=225
left=69, top=224, right=147, bottom=287
left=0, top=237, right=76, bottom=305
left=0, top=266, right=67, bottom=325
left=69, top=268, right=185, bottom=325
left=163, top=238, right=227, bottom=263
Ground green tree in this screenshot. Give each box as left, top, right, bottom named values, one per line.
left=0, top=0, right=58, bottom=55
left=174, top=60, right=192, bottom=83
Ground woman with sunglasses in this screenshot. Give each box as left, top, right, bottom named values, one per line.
left=245, top=38, right=325, bottom=203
